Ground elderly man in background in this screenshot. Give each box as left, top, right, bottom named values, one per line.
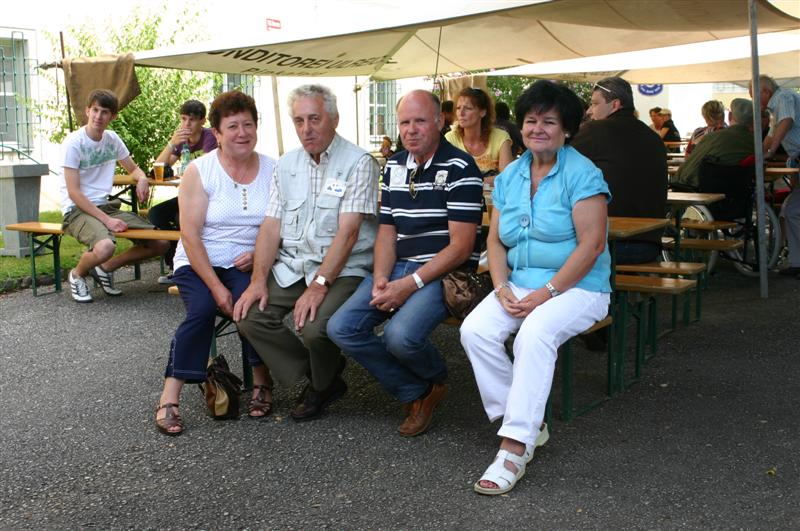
left=571, top=76, right=667, bottom=265
left=752, top=75, right=800, bottom=276
left=328, top=90, right=483, bottom=437
left=234, top=84, right=380, bottom=420
left=672, top=98, right=755, bottom=191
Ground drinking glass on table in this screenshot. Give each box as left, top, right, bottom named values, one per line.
left=153, top=162, right=165, bottom=181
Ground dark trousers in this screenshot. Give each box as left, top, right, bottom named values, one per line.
left=237, top=273, right=362, bottom=391
left=164, top=265, right=262, bottom=383
left=615, top=240, right=661, bottom=265
left=149, top=197, right=179, bottom=268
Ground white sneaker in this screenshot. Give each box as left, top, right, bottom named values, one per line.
left=90, top=265, right=122, bottom=296
left=157, top=272, right=174, bottom=285
left=69, top=270, right=93, bottom=303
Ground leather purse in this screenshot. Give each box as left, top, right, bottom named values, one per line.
left=198, top=355, right=242, bottom=420
left=441, top=268, right=493, bottom=320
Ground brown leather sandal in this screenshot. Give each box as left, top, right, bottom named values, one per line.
left=155, top=402, right=184, bottom=436
left=248, top=385, right=274, bottom=418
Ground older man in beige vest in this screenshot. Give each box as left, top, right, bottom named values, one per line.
left=235, top=84, right=380, bottom=421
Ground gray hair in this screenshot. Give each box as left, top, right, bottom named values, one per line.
left=593, top=76, right=634, bottom=109
left=758, top=75, right=779, bottom=93
left=730, top=98, right=753, bottom=125
left=287, top=84, right=338, bottom=119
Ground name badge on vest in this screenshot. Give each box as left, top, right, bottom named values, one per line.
left=390, top=165, right=408, bottom=187
left=323, top=178, right=346, bottom=197
left=434, top=170, right=448, bottom=190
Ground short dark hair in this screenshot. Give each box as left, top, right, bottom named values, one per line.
left=593, top=76, right=633, bottom=109
left=514, top=80, right=583, bottom=142
left=495, top=101, right=511, bottom=121
left=208, top=91, right=258, bottom=130
left=180, top=99, right=207, bottom=119
left=441, top=100, right=454, bottom=113
left=649, top=106, right=662, bottom=115
left=86, top=89, right=119, bottom=114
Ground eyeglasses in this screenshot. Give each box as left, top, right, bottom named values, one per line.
left=593, top=83, right=611, bottom=94
left=408, top=167, right=419, bottom=200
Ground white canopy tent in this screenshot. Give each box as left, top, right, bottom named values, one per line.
left=133, top=0, right=800, bottom=80
left=130, top=0, right=799, bottom=296
left=488, top=30, right=800, bottom=85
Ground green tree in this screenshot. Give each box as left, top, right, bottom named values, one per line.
left=32, top=7, right=219, bottom=172
left=487, top=76, right=593, bottom=119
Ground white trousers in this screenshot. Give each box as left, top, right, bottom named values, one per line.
left=460, top=284, right=609, bottom=446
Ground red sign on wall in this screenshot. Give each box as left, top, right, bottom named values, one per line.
left=266, top=18, right=282, bottom=31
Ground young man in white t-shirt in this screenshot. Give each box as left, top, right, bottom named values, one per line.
left=60, top=89, right=169, bottom=302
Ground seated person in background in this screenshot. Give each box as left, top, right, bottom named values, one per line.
left=149, top=99, right=218, bottom=283
left=686, top=100, right=727, bottom=156
left=673, top=98, right=755, bottom=191
left=572, top=76, right=667, bottom=264
left=494, top=100, right=524, bottom=156
left=379, top=135, right=394, bottom=158
left=440, top=99, right=455, bottom=137
left=328, top=90, right=483, bottom=437
left=61, top=89, right=169, bottom=303
left=656, top=108, right=682, bottom=147
left=461, top=80, right=610, bottom=496
left=446, top=87, right=512, bottom=186
left=751, top=74, right=800, bottom=276
left=649, top=107, right=662, bottom=131
left=155, top=91, right=277, bottom=436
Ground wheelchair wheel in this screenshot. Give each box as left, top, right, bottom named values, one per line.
left=662, top=204, right=719, bottom=273
left=726, top=204, right=782, bottom=277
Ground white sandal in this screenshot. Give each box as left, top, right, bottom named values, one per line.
left=473, top=424, right=549, bottom=496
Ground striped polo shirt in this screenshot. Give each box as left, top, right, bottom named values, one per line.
left=379, top=139, right=483, bottom=267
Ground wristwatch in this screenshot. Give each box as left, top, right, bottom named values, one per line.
left=314, top=274, right=331, bottom=287
left=545, top=281, right=560, bottom=298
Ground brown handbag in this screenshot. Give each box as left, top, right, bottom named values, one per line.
left=198, top=355, right=242, bottom=420
left=441, top=268, right=493, bottom=320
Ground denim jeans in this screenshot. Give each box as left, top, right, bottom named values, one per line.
left=164, top=265, right=262, bottom=382
left=327, top=260, right=450, bottom=403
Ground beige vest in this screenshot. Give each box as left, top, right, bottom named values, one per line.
left=272, top=134, right=378, bottom=287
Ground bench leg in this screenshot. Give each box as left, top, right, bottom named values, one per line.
left=560, top=340, right=574, bottom=421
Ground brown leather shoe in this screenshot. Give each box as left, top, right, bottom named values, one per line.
left=290, top=377, right=348, bottom=422
left=398, top=383, right=447, bottom=437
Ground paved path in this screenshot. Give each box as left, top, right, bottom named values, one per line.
left=0, top=262, right=798, bottom=529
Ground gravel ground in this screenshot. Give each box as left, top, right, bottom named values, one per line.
left=0, top=261, right=798, bottom=530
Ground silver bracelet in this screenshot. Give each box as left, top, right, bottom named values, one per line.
left=545, top=281, right=561, bottom=298
left=493, top=281, right=509, bottom=298
left=167, top=142, right=175, bottom=152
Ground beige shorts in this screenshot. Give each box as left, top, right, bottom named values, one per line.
left=62, top=203, right=154, bottom=249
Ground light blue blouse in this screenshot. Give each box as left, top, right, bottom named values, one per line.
left=491, top=145, right=612, bottom=293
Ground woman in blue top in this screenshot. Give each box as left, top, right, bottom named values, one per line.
left=461, top=81, right=611, bottom=495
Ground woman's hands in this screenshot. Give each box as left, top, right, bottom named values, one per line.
left=496, top=285, right=550, bottom=318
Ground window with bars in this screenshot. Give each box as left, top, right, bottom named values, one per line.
left=368, top=80, right=397, bottom=149
left=218, top=74, right=256, bottom=96
left=0, top=33, right=33, bottom=153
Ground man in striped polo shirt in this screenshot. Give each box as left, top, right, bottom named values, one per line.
left=328, top=90, right=483, bottom=437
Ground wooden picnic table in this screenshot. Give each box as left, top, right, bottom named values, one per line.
left=666, top=192, right=725, bottom=260
left=111, top=175, right=180, bottom=214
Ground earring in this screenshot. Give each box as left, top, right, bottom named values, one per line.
left=565, top=133, right=570, bottom=138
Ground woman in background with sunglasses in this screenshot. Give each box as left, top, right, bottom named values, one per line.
left=446, top=87, right=513, bottom=186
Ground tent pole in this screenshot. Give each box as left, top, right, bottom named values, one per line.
left=748, top=0, right=768, bottom=298
left=271, top=76, right=284, bottom=156
left=354, top=76, right=360, bottom=146
left=59, top=31, right=74, bottom=133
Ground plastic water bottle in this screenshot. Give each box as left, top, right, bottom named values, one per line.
left=180, top=143, right=191, bottom=175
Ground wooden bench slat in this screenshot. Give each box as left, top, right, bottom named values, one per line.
left=615, top=274, right=697, bottom=294
left=661, top=237, right=743, bottom=251
left=5, top=221, right=64, bottom=235
left=671, top=219, right=739, bottom=231
left=616, top=261, right=706, bottom=275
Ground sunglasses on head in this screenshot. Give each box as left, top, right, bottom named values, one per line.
left=593, top=83, right=611, bottom=94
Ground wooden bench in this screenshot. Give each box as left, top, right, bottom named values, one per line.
left=4, top=221, right=179, bottom=296
left=616, top=261, right=706, bottom=324
left=662, top=236, right=743, bottom=252
left=671, top=219, right=738, bottom=231
left=613, top=274, right=697, bottom=389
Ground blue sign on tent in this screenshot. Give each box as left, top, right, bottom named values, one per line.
left=638, top=84, right=664, bottom=96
